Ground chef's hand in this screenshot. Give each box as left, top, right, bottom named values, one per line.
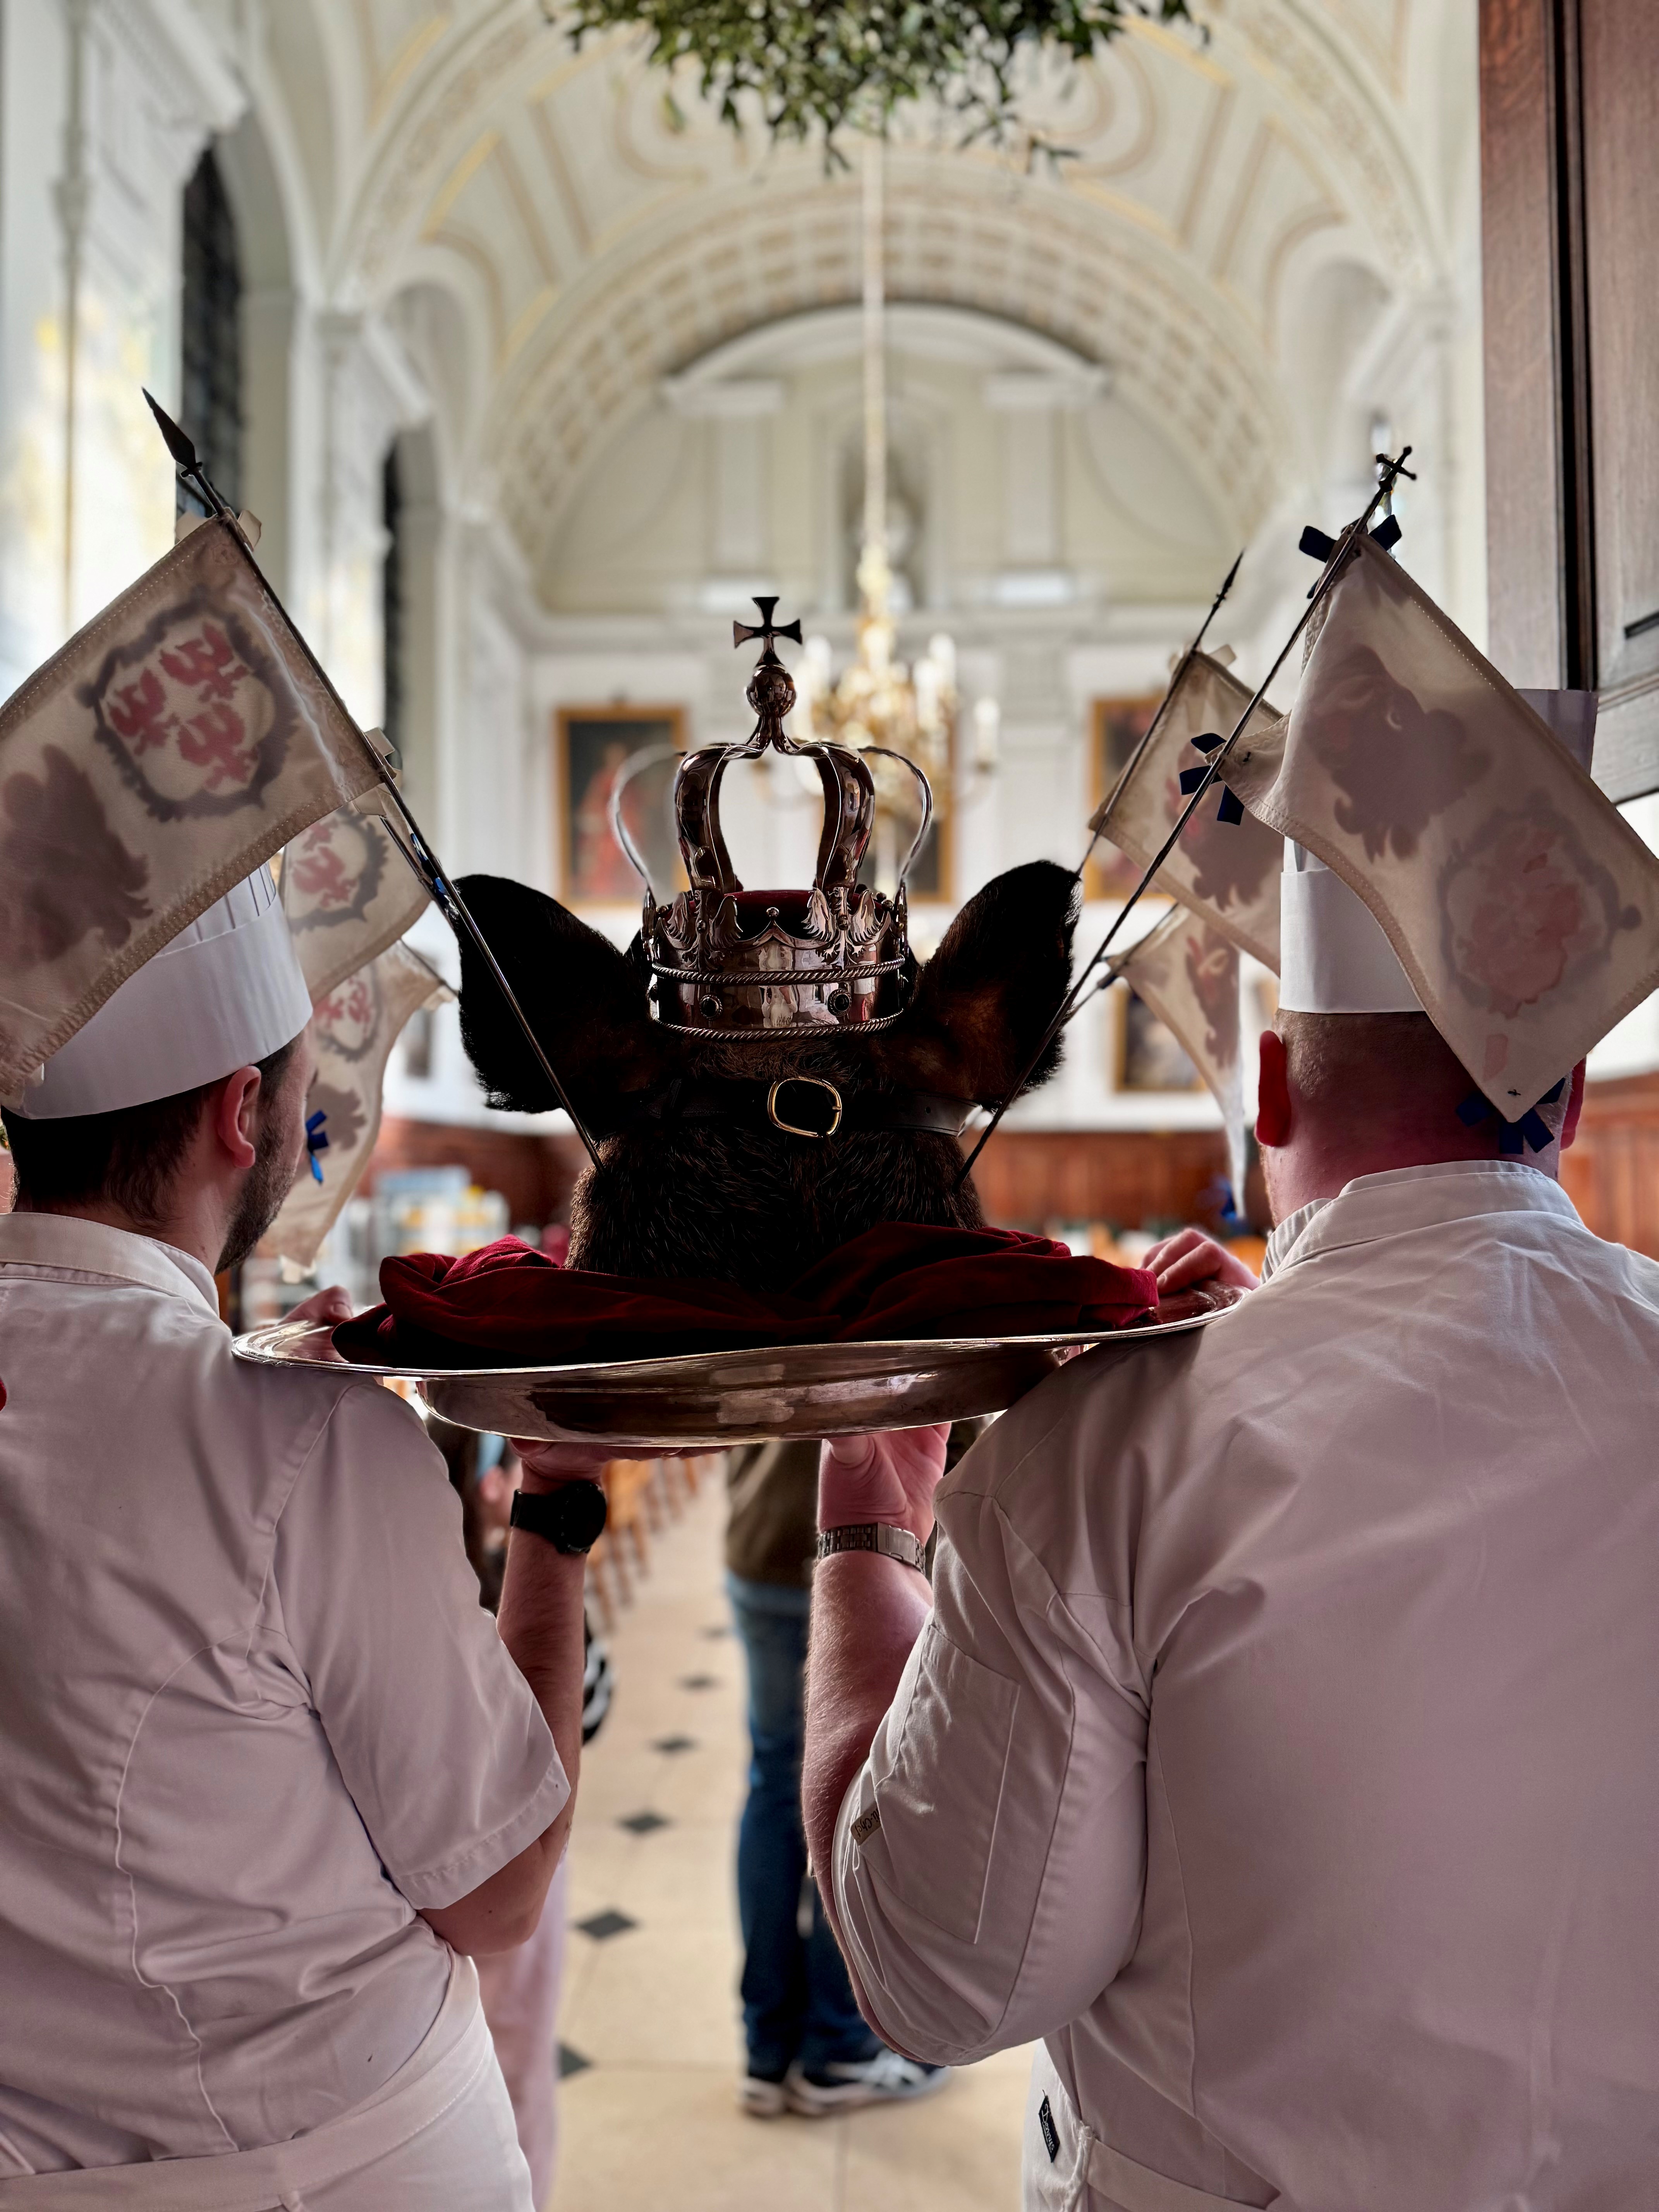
left=1143, top=1228, right=1259, bottom=1296
left=512, top=1439, right=613, bottom=1492
left=818, top=1424, right=949, bottom=1549
left=285, top=1283, right=354, bottom=1328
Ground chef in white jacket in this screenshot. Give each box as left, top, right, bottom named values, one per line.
left=802, top=710, right=1659, bottom=2209
left=0, top=871, right=606, bottom=2208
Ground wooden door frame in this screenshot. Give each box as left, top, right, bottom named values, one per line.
left=1480, top=0, right=1659, bottom=801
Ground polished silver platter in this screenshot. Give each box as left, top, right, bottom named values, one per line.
left=232, top=1283, right=1242, bottom=1449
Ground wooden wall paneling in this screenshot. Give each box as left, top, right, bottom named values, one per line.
left=969, top=1127, right=1229, bottom=1234
left=1479, top=0, right=1574, bottom=692
left=369, top=1117, right=587, bottom=1230
left=1558, top=1070, right=1659, bottom=1257
left=1480, top=0, right=1659, bottom=801
left=1578, top=0, right=1659, bottom=795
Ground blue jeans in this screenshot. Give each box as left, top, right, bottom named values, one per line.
left=727, top=1572, right=878, bottom=2076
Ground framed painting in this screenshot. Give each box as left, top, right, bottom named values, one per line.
left=1108, top=981, right=1206, bottom=1095
left=864, top=750, right=952, bottom=903
left=905, top=806, right=950, bottom=903
left=555, top=706, right=687, bottom=906
left=1085, top=694, right=1164, bottom=901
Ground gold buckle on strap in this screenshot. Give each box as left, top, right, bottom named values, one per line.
left=766, top=1077, right=843, bottom=1139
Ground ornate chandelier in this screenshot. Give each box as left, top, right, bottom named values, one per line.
left=791, top=138, right=998, bottom=894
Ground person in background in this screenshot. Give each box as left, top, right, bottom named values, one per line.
left=725, top=1438, right=948, bottom=2118
left=432, top=1422, right=614, bottom=2207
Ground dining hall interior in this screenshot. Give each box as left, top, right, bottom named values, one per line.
left=2, top=2, right=1657, bottom=2204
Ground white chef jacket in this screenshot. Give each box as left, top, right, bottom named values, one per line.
left=832, top=1162, right=1659, bottom=2212
left=0, top=1214, right=567, bottom=2176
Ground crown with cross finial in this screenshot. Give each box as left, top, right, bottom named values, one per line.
left=642, top=598, right=932, bottom=1039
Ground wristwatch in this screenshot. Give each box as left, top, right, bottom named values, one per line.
left=509, top=1482, right=609, bottom=1556
left=814, top=1522, right=929, bottom=1575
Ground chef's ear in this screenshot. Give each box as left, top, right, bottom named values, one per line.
left=453, top=874, right=672, bottom=1126
left=211, top=1065, right=263, bottom=1172
left=1256, top=1029, right=1292, bottom=1147
left=1560, top=1059, right=1587, bottom=1152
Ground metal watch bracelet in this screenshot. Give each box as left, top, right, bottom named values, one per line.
left=814, top=1522, right=929, bottom=1575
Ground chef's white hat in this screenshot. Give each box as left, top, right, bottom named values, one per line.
left=1279, top=690, right=1598, bottom=1015
left=8, top=867, right=312, bottom=1120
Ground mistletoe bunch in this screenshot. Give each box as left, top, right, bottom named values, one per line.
left=562, top=0, right=1196, bottom=162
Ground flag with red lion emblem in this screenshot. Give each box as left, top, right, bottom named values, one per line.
left=280, top=793, right=429, bottom=1002
left=261, top=941, right=451, bottom=1271
left=1115, top=907, right=1247, bottom=1206
left=0, top=516, right=383, bottom=1104
left=1091, top=651, right=1285, bottom=971
left=1227, top=536, right=1659, bottom=1115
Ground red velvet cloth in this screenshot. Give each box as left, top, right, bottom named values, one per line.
left=333, top=1222, right=1158, bottom=1369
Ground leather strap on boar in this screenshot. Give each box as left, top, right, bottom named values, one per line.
left=606, top=1075, right=975, bottom=1143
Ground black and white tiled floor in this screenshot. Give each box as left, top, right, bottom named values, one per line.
left=553, top=1471, right=1032, bottom=2212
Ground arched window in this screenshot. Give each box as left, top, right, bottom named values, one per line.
left=179, top=148, right=242, bottom=515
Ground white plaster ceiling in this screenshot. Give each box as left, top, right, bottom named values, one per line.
left=251, top=0, right=1458, bottom=600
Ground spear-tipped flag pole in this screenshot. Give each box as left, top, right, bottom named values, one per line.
left=956, top=448, right=1417, bottom=1189
left=1072, top=544, right=1244, bottom=891
left=143, top=390, right=604, bottom=1171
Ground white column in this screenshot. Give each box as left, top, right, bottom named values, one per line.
left=0, top=0, right=242, bottom=689
left=661, top=373, right=784, bottom=598
left=240, top=284, right=298, bottom=592
left=983, top=366, right=1108, bottom=605
left=311, top=310, right=429, bottom=735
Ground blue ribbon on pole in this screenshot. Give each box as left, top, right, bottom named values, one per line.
left=306, top=1109, right=330, bottom=1184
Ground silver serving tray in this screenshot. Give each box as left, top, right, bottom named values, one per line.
left=232, top=1283, right=1243, bottom=1449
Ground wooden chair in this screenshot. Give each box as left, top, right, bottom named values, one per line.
left=602, top=1458, right=655, bottom=1580
left=587, top=1529, right=626, bottom=1626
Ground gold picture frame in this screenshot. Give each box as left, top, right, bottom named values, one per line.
left=555, top=705, right=687, bottom=907
left=1085, top=694, right=1165, bottom=902
left=864, top=747, right=953, bottom=905
left=1105, top=977, right=1206, bottom=1096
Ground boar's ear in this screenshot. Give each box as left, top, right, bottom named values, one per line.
left=870, top=859, right=1079, bottom=1104
left=455, top=874, right=671, bottom=1122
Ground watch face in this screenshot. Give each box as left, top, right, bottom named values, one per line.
left=554, top=1480, right=609, bottom=1553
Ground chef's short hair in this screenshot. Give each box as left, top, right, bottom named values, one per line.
left=1277, top=1010, right=1467, bottom=1111
left=1, top=1039, right=299, bottom=1225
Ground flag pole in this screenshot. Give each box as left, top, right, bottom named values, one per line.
left=1073, top=544, right=1244, bottom=891
left=1047, top=544, right=1245, bottom=1075
left=143, top=392, right=605, bottom=1172
left=955, top=448, right=1417, bottom=1190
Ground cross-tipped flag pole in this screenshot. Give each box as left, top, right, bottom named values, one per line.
left=143, top=390, right=605, bottom=1171
left=1072, top=544, right=1244, bottom=893
left=955, top=448, right=1418, bottom=1189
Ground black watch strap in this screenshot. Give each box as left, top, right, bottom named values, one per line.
left=510, top=1482, right=608, bottom=1556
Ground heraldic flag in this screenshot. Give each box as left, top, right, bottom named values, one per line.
left=1227, top=536, right=1659, bottom=1116
left=1116, top=908, right=1247, bottom=1206
left=0, top=515, right=384, bottom=1105
left=263, top=941, right=451, bottom=1272
left=1091, top=649, right=1285, bottom=972
left=281, top=792, right=430, bottom=1004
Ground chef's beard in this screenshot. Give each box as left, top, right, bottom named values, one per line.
left=216, top=1106, right=304, bottom=1275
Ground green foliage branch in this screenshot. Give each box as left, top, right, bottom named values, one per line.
left=558, top=1, right=1197, bottom=165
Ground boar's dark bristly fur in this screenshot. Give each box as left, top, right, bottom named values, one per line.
left=455, top=862, right=1079, bottom=1295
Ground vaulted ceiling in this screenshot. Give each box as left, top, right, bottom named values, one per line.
left=248, top=0, right=1468, bottom=597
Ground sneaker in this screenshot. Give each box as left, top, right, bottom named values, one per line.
left=738, top=2067, right=788, bottom=2118
left=784, top=2049, right=951, bottom=2116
